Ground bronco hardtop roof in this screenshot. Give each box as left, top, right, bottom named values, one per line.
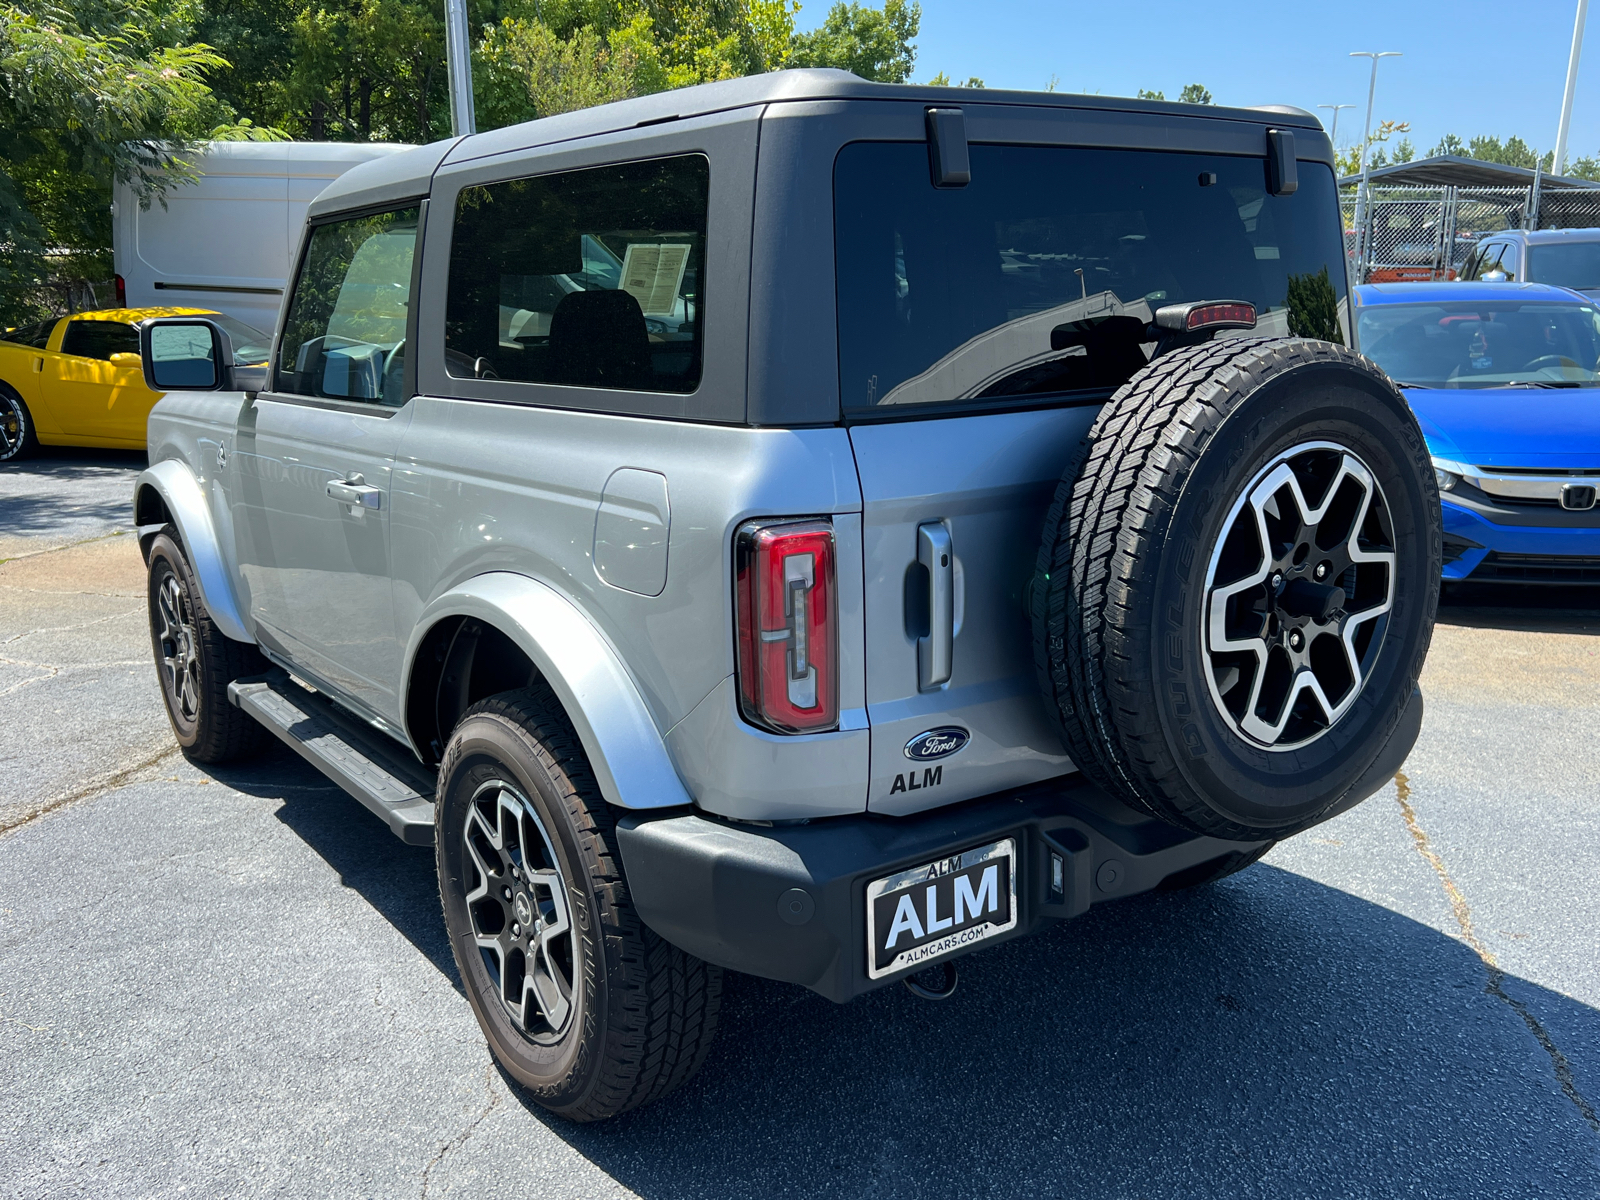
left=310, top=69, right=1324, bottom=218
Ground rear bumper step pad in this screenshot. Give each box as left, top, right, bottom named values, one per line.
left=228, top=671, right=436, bottom=845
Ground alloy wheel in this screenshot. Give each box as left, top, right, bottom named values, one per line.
left=0, top=394, right=24, bottom=460
left=155, top=570, right=202, bottom=722
left=462, top=779, right=576, bottom=1042
left=1203, top=441, right=1396, bottom=750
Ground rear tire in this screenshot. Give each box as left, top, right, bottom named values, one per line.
left=146, top=530, right=270, bottom=762
left=0, top=383, right=38, bottom=463
left=1033, top=338, right=1439, bottom=841
left=436, top=686, right=722, bottom=1122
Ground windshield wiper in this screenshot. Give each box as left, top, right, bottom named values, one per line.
left=1488, top=380, right=1587, bottom=388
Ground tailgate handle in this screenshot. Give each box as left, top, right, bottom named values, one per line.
left=917, top=522, right=954, bottom=690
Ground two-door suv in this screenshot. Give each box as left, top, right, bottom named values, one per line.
left=134, top=71, right=1439, bottom=1121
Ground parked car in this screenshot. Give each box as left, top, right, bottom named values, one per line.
left=1354, top=280, right=1600, bottom=583
left=114, top=140, right=413, bottom=332
left=1458, top=228, right=1600, bottom=296
left=0, top=307, right=270, bottom=462
left=132, top=71, right=1439, bottom=1121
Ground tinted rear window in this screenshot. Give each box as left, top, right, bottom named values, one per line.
left=1, top=319, right=56, bottom=349
left=835, top=143, right=1349, bottom=412
left=1526, top=241, right=1600, bottom=291
left=61, top=320, right=140, bottom=360
left=445, top=155, right=708, bottom=395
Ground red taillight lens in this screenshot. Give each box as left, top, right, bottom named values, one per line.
left=734, top=519, right=837, bottom=733
left=1185, top=301, right=1255, bottom=330
left=114, top=274, right=126, bottom=308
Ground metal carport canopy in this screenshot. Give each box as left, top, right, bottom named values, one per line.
left=1339, top=154, right=1594, bottom=189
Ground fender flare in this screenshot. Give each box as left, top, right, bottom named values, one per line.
left=404, top=572, right=692, bottom=811
left=133, top=460, right=253, bottom=644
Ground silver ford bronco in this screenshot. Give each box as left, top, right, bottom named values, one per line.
left=134, top=71, right=1439, bottom=1121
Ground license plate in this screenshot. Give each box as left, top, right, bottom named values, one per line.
left=865, top=838, right=1018, bottom=979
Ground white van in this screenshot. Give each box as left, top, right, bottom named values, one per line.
left=113, top=141, right=413, bottom=332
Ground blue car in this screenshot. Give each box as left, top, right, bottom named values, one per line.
left=1353, top=281, right=1600, bottom=584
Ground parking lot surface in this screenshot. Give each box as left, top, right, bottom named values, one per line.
left=2, top=453, right=1598, bottom=1198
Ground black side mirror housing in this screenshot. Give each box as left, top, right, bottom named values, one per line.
left=139, top=318, right=263, bottom=394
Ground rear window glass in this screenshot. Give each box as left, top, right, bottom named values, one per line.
left=445, top=155, right=708, bottom=395
left=1, top=319, right=56, bottom=349
left=835, top=143, right=1349, bottom=412
left=1526, top=242, right=1600, bottom=291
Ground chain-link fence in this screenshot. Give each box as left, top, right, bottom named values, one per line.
left=1341, top=183, right=1600, bottom=282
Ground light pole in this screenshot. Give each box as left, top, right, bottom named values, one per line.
left=1554, top=0, right=1590, bottom=176
left=1319, top=103, right=1356, bottom=149
left=444, top=0, right=476, bottom=137
left=1351, top=52, right=1402, bottom=282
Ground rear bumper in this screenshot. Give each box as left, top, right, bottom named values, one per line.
left=1442, top=499, right=1600, bottom=582
left=616, top=775, right=1267, bottom=1004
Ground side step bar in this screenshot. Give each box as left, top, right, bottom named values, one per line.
left=228, top=671, right=437, bottom=845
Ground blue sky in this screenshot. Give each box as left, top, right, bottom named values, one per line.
left=795, top=0, right=1600, bottom=159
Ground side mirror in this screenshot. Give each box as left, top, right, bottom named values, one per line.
left=139, top=318, right=256, bottom=393
left=1483, top=270, right=1509, bottom=283
left=108, top=351, right=142, bottom=370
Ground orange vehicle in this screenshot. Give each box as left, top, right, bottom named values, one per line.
left=0, top=306, right=271, bottom=462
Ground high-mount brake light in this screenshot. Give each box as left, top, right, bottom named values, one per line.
left=734, top=519, right=838, bottom=733
left=1154, top=300, right=1257, bottom=333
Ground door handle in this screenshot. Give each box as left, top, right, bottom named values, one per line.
left=327, top=474, right=382, bottom=510
left=917, top=521, right=953, bottom=691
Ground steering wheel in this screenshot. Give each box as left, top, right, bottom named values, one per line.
left=1524, top=354, right=1580, bottom=374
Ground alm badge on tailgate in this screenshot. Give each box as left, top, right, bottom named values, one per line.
left=865, top=838, right=1017, bottom=979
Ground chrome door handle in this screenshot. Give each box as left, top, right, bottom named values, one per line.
left=917, top=521, right=953, bottom=690
left=327, top=475, right=382, bottom=510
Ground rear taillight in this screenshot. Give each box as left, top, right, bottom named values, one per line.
left=114, top=274, right=126, bottom=307
left=734, top=519, right=837, bottom=733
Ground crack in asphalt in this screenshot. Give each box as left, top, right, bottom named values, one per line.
left=419, top=1063, right=504, bottom=1198
left=0, top=606, right=143, bottom=647
left=1395, top=770, right=1600, bottom=1134
left=0, top=529, right=131, bottom=568
left=0, top=743, right=179, bottom=838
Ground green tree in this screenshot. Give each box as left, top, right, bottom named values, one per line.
left=788, top=0, right=918, bottom=82
left=1335, top=118, right=1411, bottom=176
left=1, top=0, right=259, bottom=322
left=1178, top=82, right=1211, bottom=104
left=1136, top=87, right=1163, bottom=100
left=1285, top=266, right=1343, bottom=344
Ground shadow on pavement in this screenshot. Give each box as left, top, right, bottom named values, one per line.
left=1439, top=580, right=1600, bottom=635
left=0, top=446, right=147, bottom=536
left=206, top=742, right=460, bottom=991
left=211, top=746, right=1600, bottom=1196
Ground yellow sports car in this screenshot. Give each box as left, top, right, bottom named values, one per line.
left=0, top=306, right=271, bottom=462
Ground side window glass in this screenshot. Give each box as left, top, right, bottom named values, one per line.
left=445, top=154, right=709, bottom=395
left=1474, top=244, right=1505, bottom=279
left=60, top=321, right=140, bottom=360
left=277, top=207, right=418, bottom=404
left=1500, top=244, right=1518, bottom=281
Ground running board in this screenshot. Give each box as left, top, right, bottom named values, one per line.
left=228, top=671, right=437, bottom=845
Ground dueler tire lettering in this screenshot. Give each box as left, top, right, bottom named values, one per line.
left=1032, top=338, right=1440, bottom=841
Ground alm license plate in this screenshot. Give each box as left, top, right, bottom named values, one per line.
left=865, top=838, right=1018, bottom=979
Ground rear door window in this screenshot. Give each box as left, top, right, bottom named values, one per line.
left=1527, top=241, right=1600, bottom=290
left=60, top=321, right=139, bottom=360
left=444, top=155, right=708, bottom=394
left=276, top=207, right=419, bottom=405
left=835, top=143, right=1349, bottom=413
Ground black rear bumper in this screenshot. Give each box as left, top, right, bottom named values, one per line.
left=615, top=775, right=1267, bottom=1004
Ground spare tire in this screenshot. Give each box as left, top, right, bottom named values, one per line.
left=1033, top=338, right=1439, bottom=841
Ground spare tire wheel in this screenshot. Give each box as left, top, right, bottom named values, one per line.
left=1033, top=338, right=1440, bottom=842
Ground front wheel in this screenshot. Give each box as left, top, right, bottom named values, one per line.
left=435, top=686, right=722, bottom=1122
left=146, top=530, right=269, bottom=762
left=0, top=384, right=38, bottom=463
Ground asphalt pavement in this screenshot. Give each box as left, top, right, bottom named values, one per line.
left=2, top=450, right=1598, bottom=1199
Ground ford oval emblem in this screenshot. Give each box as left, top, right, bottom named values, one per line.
left=904, top=727, right=969, bottom=761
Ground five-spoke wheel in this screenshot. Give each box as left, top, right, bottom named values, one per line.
left=154, top=571, right=203, bottom=725
left=1204, top=441, right=1396, bottom=750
